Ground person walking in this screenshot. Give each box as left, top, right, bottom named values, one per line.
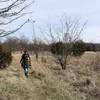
left=20, top=50, right=31, bottom=78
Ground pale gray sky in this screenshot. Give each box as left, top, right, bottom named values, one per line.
left=4, top=0, right=100, bottom=43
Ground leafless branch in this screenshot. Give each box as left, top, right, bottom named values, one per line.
left=0, top=0, right=34, bottom=18
left=0, top=12, right=32, bottom=25
left=0, top=19, right=29, bottom=37
left=0, top=0, right=34, bottom=37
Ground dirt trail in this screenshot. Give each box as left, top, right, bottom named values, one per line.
left=0, top=53, right=43, bottom=100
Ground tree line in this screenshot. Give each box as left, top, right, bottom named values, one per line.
left=0, top=35, right=100, bottom=69
left=0, top=36, right=99, bottom=52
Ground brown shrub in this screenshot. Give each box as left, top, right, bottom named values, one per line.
left=0, top=45, right=12, bottom=69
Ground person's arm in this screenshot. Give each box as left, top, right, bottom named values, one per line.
left=28, top=54, right=31, bottom=66
left=20, top=54, right=24, bottom=63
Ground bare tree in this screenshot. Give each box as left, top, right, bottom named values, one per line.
left=0, top=0, right=34, bottom=37
left=33, top=37, right=42, bottom=62
left=46, top=17, right=86, bottom=69
left=19, top=35, right=30, bottom=51
left=3, top=35, right=31, bottom=52
left=3, top=36, right=20, bottom=51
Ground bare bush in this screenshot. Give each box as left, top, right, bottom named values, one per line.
left=46, top=17, right=86, bottom=69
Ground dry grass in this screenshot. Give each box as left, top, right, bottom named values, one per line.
left=0, top=52, right=100, bottom=100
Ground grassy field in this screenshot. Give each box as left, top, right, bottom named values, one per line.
left=0, top=52, right=100, bottom=100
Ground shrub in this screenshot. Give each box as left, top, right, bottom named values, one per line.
left=50, top=41, right=86, bottom=70
left=72, top=40, right=86, bottom=57
left=86, top=43, right=96, bottom=51
left=50, top=42, right=65, bottom=55
left=0, top=45, right=12, bottom=69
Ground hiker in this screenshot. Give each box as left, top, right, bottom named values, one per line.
left=20, top=50, right=31, bottom=78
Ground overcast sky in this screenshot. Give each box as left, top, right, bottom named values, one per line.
left=5, top=0, right=100, bottom=43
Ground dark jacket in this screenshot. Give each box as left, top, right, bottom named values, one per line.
left=20, top=53, right=31, bottom=68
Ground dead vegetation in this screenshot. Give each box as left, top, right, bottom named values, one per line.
left=0, top=52, right=100, bottom=100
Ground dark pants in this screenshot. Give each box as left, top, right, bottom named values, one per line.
left=23, top=65, right=30, bottom=78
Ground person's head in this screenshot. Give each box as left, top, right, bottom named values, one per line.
left=24, top=50, right=28, bottom=54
